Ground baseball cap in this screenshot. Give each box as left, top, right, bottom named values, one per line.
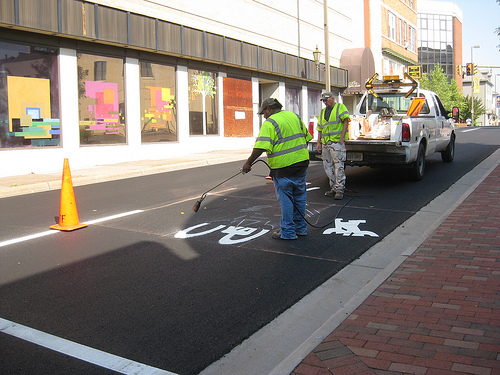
left=258, top=98, right=282, bottom=115
left=320, top=91, right=334, bottom=101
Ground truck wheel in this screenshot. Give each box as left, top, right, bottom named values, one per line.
left=409, top=144, right=425, bottom=181
left=441, top=134, right=455, bottom=162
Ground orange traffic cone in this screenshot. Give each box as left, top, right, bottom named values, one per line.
left=50, top=158, right=88, bottom=231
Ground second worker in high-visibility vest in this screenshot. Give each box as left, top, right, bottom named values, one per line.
left=316, top=91, right=350, bottom=200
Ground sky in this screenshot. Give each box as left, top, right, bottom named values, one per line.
left=450, top=0, right=500, bottom=87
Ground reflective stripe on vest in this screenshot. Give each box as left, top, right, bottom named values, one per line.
left=264, top=116, right=308, bottom=159
left=254, top=111, right=311, bottom=169
left=319, top=104, right=348, bottom=143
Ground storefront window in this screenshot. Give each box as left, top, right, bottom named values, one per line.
left=285, top=85, right=301, bottom=115
left=77, top=53, right=125, bottom=145
left=0, top=41, right=60, bottom=148
left=188, top=69, right=218, bottom=135
left=308, top=89, right=322, bottom=119
left=140, top=61, right=177, bottom=143
left=222, top=76, right=252, bottom=137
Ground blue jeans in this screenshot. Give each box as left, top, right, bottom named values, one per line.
left=273, top=171, right=308, bottom=239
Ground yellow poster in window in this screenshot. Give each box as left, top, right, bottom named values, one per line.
left=7, top=76, right=51, bottom=132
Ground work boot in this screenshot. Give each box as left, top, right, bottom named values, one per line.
left=272, top=230, right=297, bottom=240
left=324, top=189, right=336, bottom=197
left=334, top=191, right=344, bottom=200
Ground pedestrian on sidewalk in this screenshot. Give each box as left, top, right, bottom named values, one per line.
left=242, top=98, right=312, bottom=240
left=317, top=92, right=349, bottom=200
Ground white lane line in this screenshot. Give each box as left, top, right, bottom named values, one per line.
left=0, top=210, right=144, bottom=248
left=0, top=230, right=55, bottom=248
left=461, top=128, right=480, bottom=133
left=0, top=318, right=177, bottom=375
left=84, top=210, right=144, bottom=225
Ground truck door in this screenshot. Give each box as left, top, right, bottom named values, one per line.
left=424, top=95, right=440, bottom=155
left=432, top=94, right=451, bottom=151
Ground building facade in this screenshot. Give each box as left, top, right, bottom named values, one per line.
left=463, top=70, right=497, bottom=126
left=417, top=0, right=463, bottom=87
left=0, top=0, right=367, bottom=177
left=380, top=0, right=418, bottom=77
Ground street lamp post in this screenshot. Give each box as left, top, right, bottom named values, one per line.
left=471, top=45, right=480, bottom=125
left=313, top=1, right=330, bottom=92
left=323, top=0, right=330, bottom=91
left=495, top=74, right=500, bottom=125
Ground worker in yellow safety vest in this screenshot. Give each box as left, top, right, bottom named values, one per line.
left=316, top=91, right=350, bottom=200
left=243, top=98, right=312, bottom=240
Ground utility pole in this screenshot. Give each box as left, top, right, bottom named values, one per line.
left=471, top=45, right=480, bottom=125
left=324, top=0, right=330, bottom=91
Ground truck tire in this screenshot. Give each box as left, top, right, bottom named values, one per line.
left=441, top=133, right=455, bottom=162
left=408, top=144, right=425, bottom=181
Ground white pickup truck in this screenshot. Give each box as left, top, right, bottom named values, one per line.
left=309, top=74, right=456, bottom=180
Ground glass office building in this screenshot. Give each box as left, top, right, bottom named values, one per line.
left=417, top=1, right=463, bottom=84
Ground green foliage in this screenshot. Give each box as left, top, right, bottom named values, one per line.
left=462, top=95, right=485, bottom=125
left=419, top=63, right=463, bottom=114
left=419, top=63, right=485, bottom=123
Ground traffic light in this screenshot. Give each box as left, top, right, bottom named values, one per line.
left=466, top=63, right=472, bottom=76
left=456, top=65, right=462, bottom=76
left=473, top=64, right=478, bottom=75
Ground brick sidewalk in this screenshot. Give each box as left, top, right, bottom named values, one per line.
left=291, top=164, right=500, bottom=375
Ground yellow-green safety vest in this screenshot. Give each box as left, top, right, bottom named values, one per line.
left=317, top=102, right=349, bottom=144
left=254, top=111, right=313, bottom=169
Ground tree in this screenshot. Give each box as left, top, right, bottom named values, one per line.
left=462, top=95, right=485, bottom=125
left=419, top=63, right=464, bottom=114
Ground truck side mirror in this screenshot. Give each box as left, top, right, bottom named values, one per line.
left=452, top=107, right=459, bottom=121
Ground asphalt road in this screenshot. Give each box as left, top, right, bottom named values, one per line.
left=0, top=127, right=499, bottom=375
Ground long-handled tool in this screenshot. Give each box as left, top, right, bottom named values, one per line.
left=192, top=160, right=368, bottom=228
left=192, top=169, right=246, bottom=212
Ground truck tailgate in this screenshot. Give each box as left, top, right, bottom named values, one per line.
left=345, top=140, right=408, bottom=165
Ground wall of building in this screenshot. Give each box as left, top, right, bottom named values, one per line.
left=380, top=0, right=418, bottom=76
left=463, top=70, right=496, bottom=126
left=367, top=0, right=383, bottom=74
left=0, top=0, right=367, bottom=177
left=90, top=0, right=365, bottom=69
left=453, top=16, right=463, bottom=87
left=417, top=0, right=463, bottom=86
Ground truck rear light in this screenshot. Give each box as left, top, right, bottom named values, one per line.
left=309, top=121, right=314, bottom=136
left=402, top=123, right=410, bottom=142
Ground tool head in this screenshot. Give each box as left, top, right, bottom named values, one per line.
left=192, top=200, right=202, bottom=212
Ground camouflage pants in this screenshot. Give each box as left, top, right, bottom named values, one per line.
left=322, top=142, right=346, bottom=193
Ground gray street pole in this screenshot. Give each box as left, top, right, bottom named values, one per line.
left=496, top=74, right=500, bottom=125
left=471, top=45, right=479, bottom=125
left=324, top=0, right=330, bottom=91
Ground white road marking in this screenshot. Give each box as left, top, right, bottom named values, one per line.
left=0, top=210, right=144, bottom=248
left=0, top=230, right=55, bottom=248
left=461, top=128, right=480, bottom=133
left=0, top=318, right=177, bottom=375
left=83, top=210, right=144, bottom=225
left=306, top=187, right=320, bottom=191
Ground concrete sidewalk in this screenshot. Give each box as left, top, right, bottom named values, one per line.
left=289, top=162, right=500, bottom=374
left=0, top=149, right=252, bottom=198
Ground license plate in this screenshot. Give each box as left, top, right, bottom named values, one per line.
left=347, top=152, right=363, bottom=161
